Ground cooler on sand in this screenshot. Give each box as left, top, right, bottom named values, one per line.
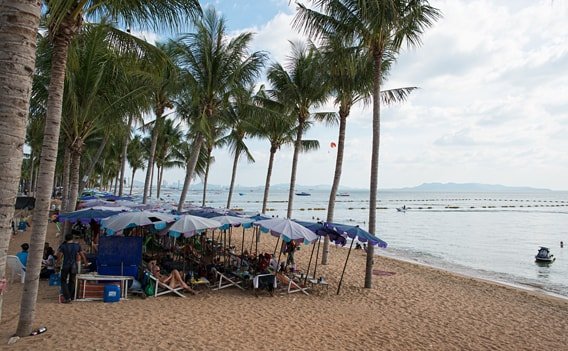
left=103, top=284, right=120, bottom=303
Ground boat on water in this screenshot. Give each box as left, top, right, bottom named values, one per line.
left=238, top=193, right=245, bottom=196
left=535, top=247, right=555, bottom=263
left=295, top=192, right=311, bottom=196
left=396, top=206, right=407, bottom=212
left=337, top=193, right=350, bottom=197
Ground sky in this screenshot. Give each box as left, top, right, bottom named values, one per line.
left=131, top=0, right=568, bottom=191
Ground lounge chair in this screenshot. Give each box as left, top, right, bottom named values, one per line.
left=252, top=273, right=277, bottom=296
left=6, top=255, right=26, bottom=283
left=211, top=268, right=245, bottom=291
left=276, top=273, right=309, bottom=295
left=147, top=273, right=186, bottom=298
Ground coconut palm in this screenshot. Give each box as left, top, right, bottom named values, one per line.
left=266, top=42, right=334, bottom=219
left=141, top=41, right=181, bottom=204
left=173, top=8, right=266, bottom=211
left=319, top=35, right=417, bottom=265
left=17, top=1, right=201, bottom=336
left=0, top=1, right=41, bottom=321
left=219, top=86, right=260, bottom=209
left=126, top=135, right=145, bottom=195
left=252, top=87, right=320, bottom=214
left=295, top=0, right=441, bottom=287
left=154, top=118, right=184, bottom=199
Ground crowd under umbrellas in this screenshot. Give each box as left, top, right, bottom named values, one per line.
left=56, top=192, right=388, bottom=296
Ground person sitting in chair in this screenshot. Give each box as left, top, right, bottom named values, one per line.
left=147, top=260, right=197, bottom=295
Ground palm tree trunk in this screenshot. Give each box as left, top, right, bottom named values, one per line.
left=129, top=168, right=137, bottom=195
left=79, top=134, right=108, bottom=195
left=61, top=147, right=71, bottom=211
left=29, top=151, right=35, bottom=195
left=16, top=17, right=78, bottom=335
left=157, top=165, right=163, bottom=199
left=262, top=146, right=277, bottom=214
left=178, top=133, right=204, bottom=211
left=143, top=117, right=161, bottom=203
left=67, top=147, right=82, bottom=213
left=149, top=162, right=154, bottom=198
left=113, top=170, right=119, bottom=195
left=323, top=109, right=348, bottom=265
left=286, top=119, right=304, bottom=219
left=0, top=0, right=41, bottom=323
left=201, top=148, right=212, bottom=206
left=365, top=52, right=383, bottom=289
left=119, top=116, right=133, bottom=196
left=226, top=150, right=240, bottom=209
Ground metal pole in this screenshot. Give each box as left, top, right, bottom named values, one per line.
left=273, top=236, right=280, bottom=256
left=240, top=226, right=246, bottom=256
left=254, top=227, right=258, bottom=255
left=336, top=239, right=356, bottom=295
left=312, top=237, right=322, bottom=280
left=275, top=238, right=285, bottom=272
left=304, top=237, right=318, bottom=286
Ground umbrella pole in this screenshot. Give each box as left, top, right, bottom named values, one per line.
left=273, top=236, right=280, bottom=256
left=254, top=227, right=258, bottom=255
left=337, top=239, right=356, bottom=295
left=229, top=226, right=232, bottom=249
left=240, top=227, right=245, bottom=256
left=304, top=238, right=318, bottom=286
left=250, top=227, right=255, bottom=253
left=276, top=238, right=285, bottom=272
left=312, top=238, right=322, bottom=280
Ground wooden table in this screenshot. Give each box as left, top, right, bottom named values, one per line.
left=74, top=274, right=133, bottom=301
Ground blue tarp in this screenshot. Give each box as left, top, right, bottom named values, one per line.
left=58, top=208, right=122, bottom=223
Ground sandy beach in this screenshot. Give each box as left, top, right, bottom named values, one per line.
left=2, top=220, right=568, bottom=351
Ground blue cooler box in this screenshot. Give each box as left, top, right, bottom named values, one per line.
left=103, top=284, right=121, bottom=303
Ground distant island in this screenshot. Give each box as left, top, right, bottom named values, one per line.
left=393, top=182, right=551, bottom=193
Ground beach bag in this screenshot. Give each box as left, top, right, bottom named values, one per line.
left=144, top=278, right=155, bottom=296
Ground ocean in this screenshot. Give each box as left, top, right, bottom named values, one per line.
left=155, top=187, right=568, bottom=298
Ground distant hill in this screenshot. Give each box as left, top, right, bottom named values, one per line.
left=394, top=182, right=551, bottom=192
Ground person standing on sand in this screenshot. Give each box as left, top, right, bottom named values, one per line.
left=56, top=233, right=89, bottom=303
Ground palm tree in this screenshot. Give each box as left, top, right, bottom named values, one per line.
left=267, top=42, right=333, bottom=219
left=252, top=87, right=319, bottom=214
left=173, top=8, right=266, bottom=211
left=17, top=1, right=201, bottom=336
left=154, top=118, right=184, bottom=199
left=0, top=0, right=41, bottom=321
left=294, top=0, right=441, bottom=287
left=319, top=35, right=417, bottom=265
left=141, top=41, right=181, bottom=204
left=220, top=86, right=259, bottom=209
left=127, top=135, right=146, bottom=195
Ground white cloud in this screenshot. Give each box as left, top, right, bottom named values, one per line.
left=153, top=0, right=568, bottom=190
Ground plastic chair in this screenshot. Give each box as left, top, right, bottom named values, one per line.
left=6, top=255, right=26, bottom=283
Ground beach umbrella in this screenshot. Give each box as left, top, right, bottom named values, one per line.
left=324, top=223, right=388, bottom=295
left=101, top=211, right=176, bottom=234
left=254, top=218, right=318, bottom=243
left=210, top=215, right=254, bottom=255
left=58, top=208, right=124, bottom=224
left=324, top=222, right=387, bottom=248
left=168, top=215, right=221, bottom=238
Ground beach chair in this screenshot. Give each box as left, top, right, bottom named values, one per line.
left=211, top=268, right=245, bottom=291
left=147, top=273, right=186, bottom=298
left=6, top=255, right=26, bottom=283
left=252, top=273, right=277, bottom=296
left=276, top=273, right=309, bottom=296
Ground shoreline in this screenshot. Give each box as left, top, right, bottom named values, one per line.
left=378, top=250, right=568, bottom=303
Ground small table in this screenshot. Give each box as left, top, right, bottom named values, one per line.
left=74, top=274, right=133, bottom=301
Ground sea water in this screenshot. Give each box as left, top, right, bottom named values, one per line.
left=154, top=187, right=568, bottom=298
